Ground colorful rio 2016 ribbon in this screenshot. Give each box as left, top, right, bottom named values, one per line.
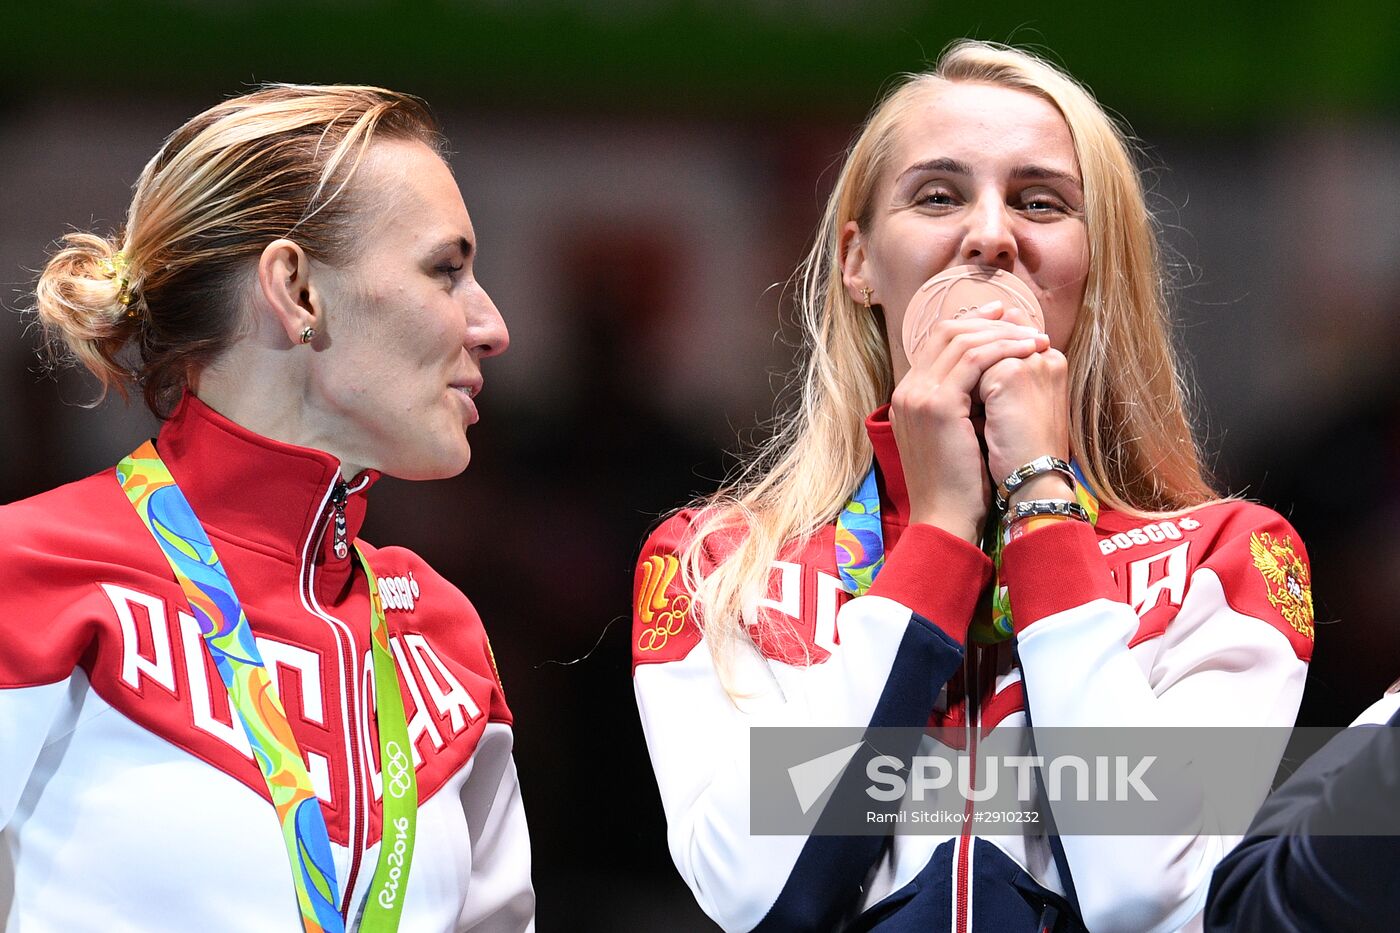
left=834, top=459, right=1099, bottom=644
left=117, top=440, right=417, bottom=932
left=834, top=466, right=886, bottom=596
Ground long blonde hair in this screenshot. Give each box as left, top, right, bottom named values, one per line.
left=34, top=84, right=443, bottom=416
left=680, top=40, right=1216, bottom=671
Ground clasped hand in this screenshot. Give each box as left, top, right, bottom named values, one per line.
left=889, top=301, right=1071, bottom=544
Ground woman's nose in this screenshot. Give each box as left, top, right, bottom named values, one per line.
left=468, top=289, right=510, bottom=359
left=960, top=198, right=1017, bottom=270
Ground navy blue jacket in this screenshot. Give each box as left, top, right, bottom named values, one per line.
left=1206, top=703, right=1400, bottom=932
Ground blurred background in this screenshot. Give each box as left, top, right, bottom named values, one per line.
left=4, top=2, right=1399, bottom=929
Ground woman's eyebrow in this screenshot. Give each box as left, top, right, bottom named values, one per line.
left=896, top=157, right=973, bottom=184
left=1011, top=165, right=1082, bottom=189
left=895, top=159, right=1081, bottom=189
left=428, top=235, right=474, bottom=258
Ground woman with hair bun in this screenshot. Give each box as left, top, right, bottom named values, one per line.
left=632, top=41, right=1313, bottom=932
left=3, top=85, right=532, bottom=931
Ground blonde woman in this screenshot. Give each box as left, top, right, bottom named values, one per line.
left=2, top=86, right=532, bottom=931
left=632, top=42, right=1313, bottom=933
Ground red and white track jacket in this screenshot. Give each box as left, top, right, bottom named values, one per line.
left=0, top=394, right=533, bottom=932
left=633, top=408, right=1312, bottom=933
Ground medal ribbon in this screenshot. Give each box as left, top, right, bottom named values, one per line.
left=834, top=466, right=886, bottom=595
left=835, top=459, right=1099, bottom=643
left=117, top=441, right=416, bottom=932
left=356, top=541, right=418, bottom=933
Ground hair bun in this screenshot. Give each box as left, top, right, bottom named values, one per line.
left=34, top=231, right=142, bottom=400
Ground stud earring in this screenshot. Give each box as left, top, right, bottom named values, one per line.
left=299, top=326, right=316, bottom=344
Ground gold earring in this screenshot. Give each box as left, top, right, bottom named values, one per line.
left=860, top=287, right=872, bottom=309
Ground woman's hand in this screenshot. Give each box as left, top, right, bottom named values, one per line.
left=891, top=301, right=1049, bottom=543
left=977, top=305, right=1073, bottom=506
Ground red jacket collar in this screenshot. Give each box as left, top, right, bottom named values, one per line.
left=865, top=404, right=910, bottom=528
left=153, top=393, right=379, bottom=590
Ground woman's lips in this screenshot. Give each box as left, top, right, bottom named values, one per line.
left=450, top=384, right=479, bottom=424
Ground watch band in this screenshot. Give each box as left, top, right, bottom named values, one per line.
left=996, top=455, right=1075, bottom=509
left=1005, top=497, right=1091, bottom=525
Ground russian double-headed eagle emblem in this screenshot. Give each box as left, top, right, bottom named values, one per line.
left=1249, top=532, right=1314, bottom=640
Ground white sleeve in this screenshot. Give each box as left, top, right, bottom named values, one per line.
left=1003, top=512, right=1311, bottom=933
left=456, top=722, right=535, bottom=932
left=0, top=678, right=78, bottom=830
left=633, top=522, right=988, bottom=932
left=1350, top=691, right=1400, bottom=726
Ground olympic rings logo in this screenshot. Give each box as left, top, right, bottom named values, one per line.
left=638, top=594, right=690, bottom=653
left=384, top=740, right=413, bottom=799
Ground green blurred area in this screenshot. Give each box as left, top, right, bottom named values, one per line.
left=5, top=0, right=1398, bottom=124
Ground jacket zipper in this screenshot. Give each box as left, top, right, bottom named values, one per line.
left=330, top=480, right=350, bottom=560
left=304, top=477, right=369, bottom=919
left=955, top=643, right=982, bottom=933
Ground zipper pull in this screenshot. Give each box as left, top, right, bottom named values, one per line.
left=331, top=480, right=349, bottom=560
